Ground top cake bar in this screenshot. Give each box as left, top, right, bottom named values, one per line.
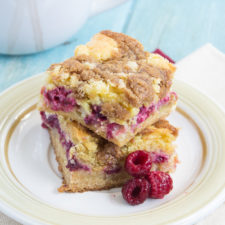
left=38, top=30, right=177, bottom=147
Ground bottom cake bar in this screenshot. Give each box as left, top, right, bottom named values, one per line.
left=41, top=111, right=179, bottom=192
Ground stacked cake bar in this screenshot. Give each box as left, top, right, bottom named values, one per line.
left=38, top=31, right=178, bottom=192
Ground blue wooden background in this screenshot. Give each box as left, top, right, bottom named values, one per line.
left=1, top=0, right=225, bottom=92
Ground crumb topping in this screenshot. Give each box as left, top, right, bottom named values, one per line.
left=125, top=73, right=154, bottom=106
left=46, top=30, right=176, bottom=121
left=75, top=33, right=119, bottom=61
left=101, top=102, right=130, bottom=120
left=97, top=143, right=123, bottom=168
left=154, top=119, right=179, bottom=137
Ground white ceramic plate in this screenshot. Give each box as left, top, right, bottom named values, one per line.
left=1, top=74, right=225, bottom=225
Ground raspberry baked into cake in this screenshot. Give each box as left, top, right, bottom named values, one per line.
left=40, top=111, right=178, bottom=192
left=38, top=30, right=177, bottom=146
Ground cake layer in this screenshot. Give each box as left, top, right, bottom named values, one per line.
left=41, top=112, right=179, bottom=192
left=38, top=30, right=176, bottom=146
left=49, top=128, right=129, bottom=192
left=39, top=91, right=177, bottom=147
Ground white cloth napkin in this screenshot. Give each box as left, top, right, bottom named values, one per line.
left=1, top=44, right=225, bottom=225
left=176, top=43, right=225, bottom=109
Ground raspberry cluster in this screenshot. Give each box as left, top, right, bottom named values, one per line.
left=122, top=150, right=173, bottom=205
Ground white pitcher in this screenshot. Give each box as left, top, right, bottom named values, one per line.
left=0, top=0, right=127, bottom=55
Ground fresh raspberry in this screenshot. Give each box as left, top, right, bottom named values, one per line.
left=146, top=171, right=173, bottom=199
left=125, top=150, right=152, bottom=177
left=122, top=178, right=150, bottom=205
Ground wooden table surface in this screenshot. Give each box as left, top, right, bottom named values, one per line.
left=0, top=0, right=225, bottom=92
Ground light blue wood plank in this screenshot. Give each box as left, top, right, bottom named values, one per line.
left=124, top=0, right=225, bottom=61
left=0, top=0, right=133, bottom=92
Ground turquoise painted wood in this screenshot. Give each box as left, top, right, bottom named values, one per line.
left=0, top=0, right=225, bottom=92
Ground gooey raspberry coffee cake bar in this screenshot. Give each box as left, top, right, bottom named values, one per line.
left=41, top=111, right=178, bottom=192
left=38, top=30, right=177, bottom=146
